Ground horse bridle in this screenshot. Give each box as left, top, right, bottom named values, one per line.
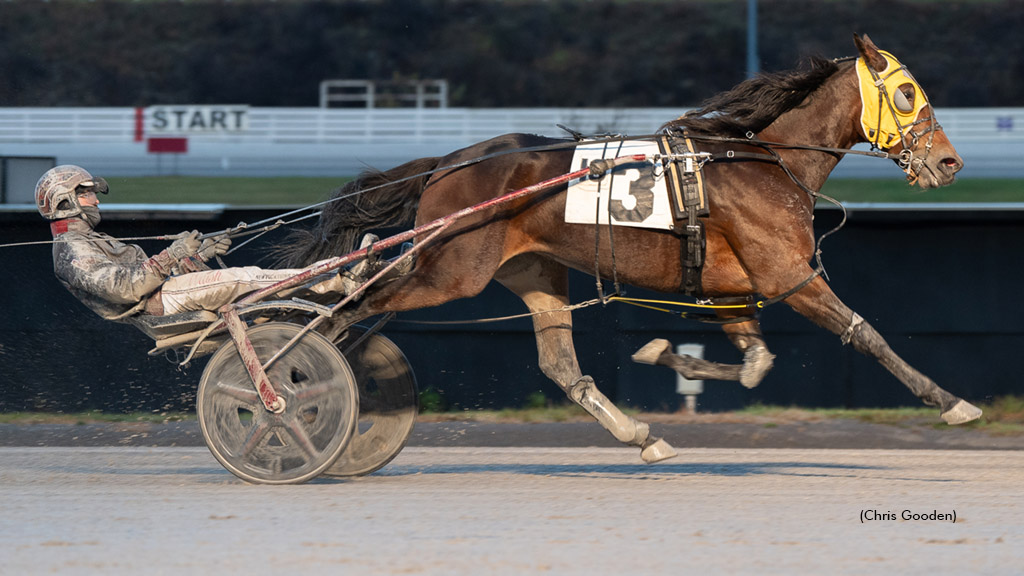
left=859, top=56, right=942, bottom=185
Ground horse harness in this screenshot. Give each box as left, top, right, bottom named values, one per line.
left=587, top=129, right=836, bottom=308
left=658, top=134, right=709, bottom=296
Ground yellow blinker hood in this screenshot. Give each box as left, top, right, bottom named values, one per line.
left=856, top=50, right=929, bottom=149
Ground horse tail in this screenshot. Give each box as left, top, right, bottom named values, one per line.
left=275, top=156, right=441, bottom=267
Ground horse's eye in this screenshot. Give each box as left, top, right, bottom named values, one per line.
left=894, top=83, right=916, bottom=113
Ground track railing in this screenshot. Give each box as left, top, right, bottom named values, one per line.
left=2, top=107, right=1022, bottom=144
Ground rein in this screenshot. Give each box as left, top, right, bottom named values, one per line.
left=2, top=131, right=893, bottom=253
left=417, top=127, right=857, bottom=327
left=1, top=128, right=860, bottom=326
left=0, top=135, right=636, bottom=251
left=5, top=114, right=906, bottom=328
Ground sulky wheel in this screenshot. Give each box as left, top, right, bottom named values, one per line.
left=197, top=322, right=358, bottom=484
left=323, top=326, right=418, bottom=477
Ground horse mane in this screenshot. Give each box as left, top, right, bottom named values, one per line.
left=661, top=56, right=841, bottom=137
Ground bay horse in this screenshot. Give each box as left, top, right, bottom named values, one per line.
left=280, top=34, right=979, bottom=463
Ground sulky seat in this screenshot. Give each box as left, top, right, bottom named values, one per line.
left=128, top=310, right=220, bottom=340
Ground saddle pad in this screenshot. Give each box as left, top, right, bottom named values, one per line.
left=565, top=140, right=675, bottom=230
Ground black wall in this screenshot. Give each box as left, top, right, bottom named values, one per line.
left=1, top=205, right=1020, bottom=413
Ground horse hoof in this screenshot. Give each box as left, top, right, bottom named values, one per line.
left=641, top=438, right=678, bottom=463
left=632, top=339, right=672, bottom=365
left=941, top=400, right=982, bottom=425
left=739, top=345, right=775, bottom=389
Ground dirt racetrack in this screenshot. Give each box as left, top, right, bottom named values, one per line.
left=1, top=423, right=1022, bottom=575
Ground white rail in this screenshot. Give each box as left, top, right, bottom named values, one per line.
left=0, top=107, right=689, bottom=144
left=1, top=107, right=1022, bottom=179
left=1, top=107, right=1022, bottom=144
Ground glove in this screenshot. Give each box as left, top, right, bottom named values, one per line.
left=167, top=230, right=202, bottom=260
left=197, top=235, right=232, bottom=261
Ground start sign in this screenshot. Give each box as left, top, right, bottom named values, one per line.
left=147, top=105, right=249, bottom=133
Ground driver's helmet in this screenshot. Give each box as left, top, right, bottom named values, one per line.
left=35, top=165, right=104, bottom=220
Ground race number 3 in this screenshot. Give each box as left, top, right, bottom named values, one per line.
left=580, top=159, right=656, bottom=223
left=565, top=140, right=674, bottom=231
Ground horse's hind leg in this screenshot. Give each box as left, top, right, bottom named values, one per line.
left=495, top=255, right=677, bottom=463
left=722, top=320, right=776, bottom=387
left=632, top=319, right=775, bottom=388
left=783, top=274, right=981, bottom=424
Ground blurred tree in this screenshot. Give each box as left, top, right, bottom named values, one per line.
left=0, top=0, right=1019, bottom=108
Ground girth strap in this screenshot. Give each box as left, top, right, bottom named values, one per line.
left=682, top=221, right=705, bottom=297
left=660, top=136, right=709, bottom=297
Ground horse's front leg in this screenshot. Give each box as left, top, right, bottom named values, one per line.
left=783, top=274, right=981, bottom=424
left=631, top=318, right=776, bottom=388
left=495, top=256, right=677, bottom=463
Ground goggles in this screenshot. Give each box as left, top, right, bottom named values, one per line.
left=76, top=177, right=110, bottom=196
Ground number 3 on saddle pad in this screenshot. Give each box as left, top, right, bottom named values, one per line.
left=565, top=140, right=675, bottom=230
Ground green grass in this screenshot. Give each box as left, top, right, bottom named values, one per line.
left=94, top=177, right=1022, bottom=206
left=2, top=397, right=1022, bottom=434
left=418, top=406, right=594, bottom=423
left=0, top=411, right=193, bottom=425
left=738, top=404, right=938, bottom=424
left=102, top=176, right=349, bottom=206
left=964, top=395, right=1024, bottom=435
left=819, top=178, right=1024, bottom=203
left=737, top=395, right=1024, bottom=434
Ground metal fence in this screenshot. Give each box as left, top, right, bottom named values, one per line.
left=0, top=107, right=695, bottom=143
left=1, top=107, right=1022, bottom=178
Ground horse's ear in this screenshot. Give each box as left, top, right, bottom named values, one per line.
left=853, top=33, right=888, bottom=71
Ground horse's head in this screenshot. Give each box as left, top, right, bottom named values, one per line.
left=853, top=34, right=963, bottom=188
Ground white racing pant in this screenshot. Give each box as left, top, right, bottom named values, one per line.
left=160, top=265, right=340, bottom=315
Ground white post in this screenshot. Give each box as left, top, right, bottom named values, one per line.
left=675, top=343, right=705, bottom=413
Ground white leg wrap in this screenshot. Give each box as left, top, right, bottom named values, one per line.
left=568, top=376, right=648, bottom=446
left=568, top=376, right=677, bottom=463
left=739, top=345, right=775, bottom=389
left=631, top=339, right=672, bottom=365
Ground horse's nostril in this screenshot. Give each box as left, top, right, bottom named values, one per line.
left=942, top=157, right=963, bottom=173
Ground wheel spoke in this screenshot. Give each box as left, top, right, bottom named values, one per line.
left=284, top=417, right=319, bottom=459
left=290, top=381, right=335, bottom=404
left=213, top=382, right=262, bottom=407
left=238, top=419, right=273, bottom=458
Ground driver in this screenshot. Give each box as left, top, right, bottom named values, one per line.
left=36, top=165, right=343, bottom=320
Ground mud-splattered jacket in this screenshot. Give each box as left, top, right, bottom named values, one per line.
left=50, top=218, right=205, bottom=321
